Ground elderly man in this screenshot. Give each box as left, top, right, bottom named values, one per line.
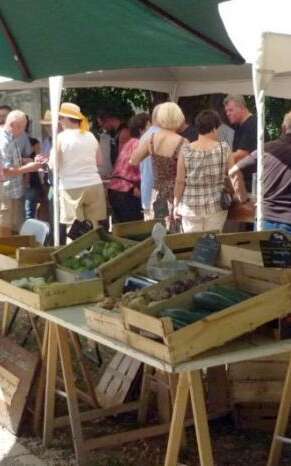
left=229, top=111, right=291, bottom=234
left=0, top=110, right=44, bottom=234
left=224, top=95, right=257, bottom=192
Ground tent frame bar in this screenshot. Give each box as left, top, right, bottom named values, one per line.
left=137, top=0, right=242, bottom=62
left=0, top=12, right=32, bottom=80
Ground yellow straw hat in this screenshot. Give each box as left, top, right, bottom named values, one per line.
left=59, top=102, right=89, bottom=132
left=40, top=110, right=52, bottom=125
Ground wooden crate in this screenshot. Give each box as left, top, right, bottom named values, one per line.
left=229, top=354, right=289, bottom=404
left=0, top=235, right=37, bottom=256
left=85, top=263, right=229, bottom=339
left=118, top=262, right=291, bottom=365
left=230, top=353, right=290, bottom=432
left=51, top=227, right=137, bottom=284
left=216, top=231, right=289, bottom=268
left=0, top=262, right=104, bottom=310
left=112, top=219, right=164, bottom=241
left=16, top=246, right=57, bottom=266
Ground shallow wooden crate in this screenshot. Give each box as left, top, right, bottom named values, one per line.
left=118, top=262, right=291, bottom=365
left=85, top=262, right=229, bottom=338
left=51, top=227, right=137, bottom=284
left=0, top=235, right=37, bottom=256
left=16, top=246, right=57, bottom=266
left=111, top=219, right=164, bottom=241
left=0, top=262, right=104, bottom=310
left=216, top=230, right=290, bottom=268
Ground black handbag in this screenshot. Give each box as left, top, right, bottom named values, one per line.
left=219, top=142, right=233, bottom=210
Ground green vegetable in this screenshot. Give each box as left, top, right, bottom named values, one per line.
left=207, top=284, right=253, bottom=303
left=192, top=291, right=235, bottom=312
left=159, top=308, right=210, bottom=329
left=92, top=240, right=106, bottom=254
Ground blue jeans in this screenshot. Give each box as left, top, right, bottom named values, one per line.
left=262, top=219, right=291, bottom=234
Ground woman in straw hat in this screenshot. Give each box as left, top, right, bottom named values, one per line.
left=51, top=102, right=106, bottom=234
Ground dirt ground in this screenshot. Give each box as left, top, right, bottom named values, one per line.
left=3, top=309, right=291, bottom=466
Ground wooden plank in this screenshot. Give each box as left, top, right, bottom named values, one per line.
left=112, top=219, right=161, bottom=239
left=267, top=355, right=291, bottom=466
left=1, top=302, right=13, bottom=336
left=0, top=254, right=18, bottom=270
left=33, top=322, right=49, bottom=435
left=54, top=400, right=141, bottom=428
left=0, top=235, right=37, bottom=248
left=217, top=231, right=277, bottom=245
left=69, top=332, right=98, bottom=408
left=16, top=247, right=56, bottom=265
left=188, top=370, right=214, bottom=466
left=85, top=307, right=127, bottom=342
left=217, top=243, right=263, bottom=269
left=43, top=323, right=58, bottom=446
left=84, top=418, right=194, bottom=451
left=231, top=381, right=284, bottom=403
left=0, top=337, right=39, bottom=434
left=56, top=326, right=85, bottom=463
left=229, top=357, right=289, bottom=381
left=138, top=365, right=154, bottom=424
left=164, top=373, right=189, bottom=466
left=123, top=307, right=172, bottom=338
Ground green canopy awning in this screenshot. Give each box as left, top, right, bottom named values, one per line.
left=0, top=0, right=242, bottom=81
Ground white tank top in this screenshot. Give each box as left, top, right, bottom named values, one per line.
left=58, top=129, right=102, bottom=190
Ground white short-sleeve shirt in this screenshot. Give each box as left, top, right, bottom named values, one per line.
left=57, top=129, right=102, bottom=190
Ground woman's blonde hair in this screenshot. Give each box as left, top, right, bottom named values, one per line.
left=155, top=102, right=185, bottom=131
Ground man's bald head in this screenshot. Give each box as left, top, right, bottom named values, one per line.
left=5, top=110, right=26, bottom=137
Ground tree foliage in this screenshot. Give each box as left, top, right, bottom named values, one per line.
left=63, top=87, right=291, bottom=140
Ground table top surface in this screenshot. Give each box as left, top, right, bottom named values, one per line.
left=1, top=292, right=291, bottom=373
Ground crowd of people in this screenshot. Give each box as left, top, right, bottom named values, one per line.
left=0, top=93, right=291, bottom=243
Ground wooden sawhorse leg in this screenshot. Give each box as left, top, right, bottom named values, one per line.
left=164, top=370, right=214, bottom=466
left=1, top=302, right=13, bottom=336
left=267, top=354, right=291, bottom=466
left=42, top=323, right=86, bottom=465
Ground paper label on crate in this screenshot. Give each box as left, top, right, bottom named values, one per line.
left=0, top=365, right=19, bottom=406
left=260, top=232, right=291, bottom=267
left=192, top=233, right=220, bottom=265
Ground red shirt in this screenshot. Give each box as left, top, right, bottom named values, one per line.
left=109, top=138, right=140, bottom=192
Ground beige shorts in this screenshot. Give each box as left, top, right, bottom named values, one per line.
left=60, top=183, right=107, bottom=227
left=181, top=210, right=228, bottom=233
left=0, top=195, right=24, bottom=233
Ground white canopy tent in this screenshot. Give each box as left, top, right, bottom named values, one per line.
left=219, top=0, right=291, bottom=230
left=2, top=64, right=291, bottom=99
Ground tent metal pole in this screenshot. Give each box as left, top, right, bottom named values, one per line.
left=253, top=67, right=265, bottom=231
left=49, top=76, right=63, bottom=247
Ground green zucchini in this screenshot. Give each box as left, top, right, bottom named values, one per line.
left=159, top=308, right=210, bottom=329
left=207, top=284, right=253, bottom=303
left=192, top=291, right=235, bottom=312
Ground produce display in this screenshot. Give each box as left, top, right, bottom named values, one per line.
left=61, top=240, right=126, bottom=272
left=158, top=285, right=254, bottom=330
left=11, top=276, right=55, bottom=291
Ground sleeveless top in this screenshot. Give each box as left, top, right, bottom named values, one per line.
left=150, top=134, right=184, bottom=191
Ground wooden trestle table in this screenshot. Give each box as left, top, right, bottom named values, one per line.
left=1, top=295, right=291, bottom=466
